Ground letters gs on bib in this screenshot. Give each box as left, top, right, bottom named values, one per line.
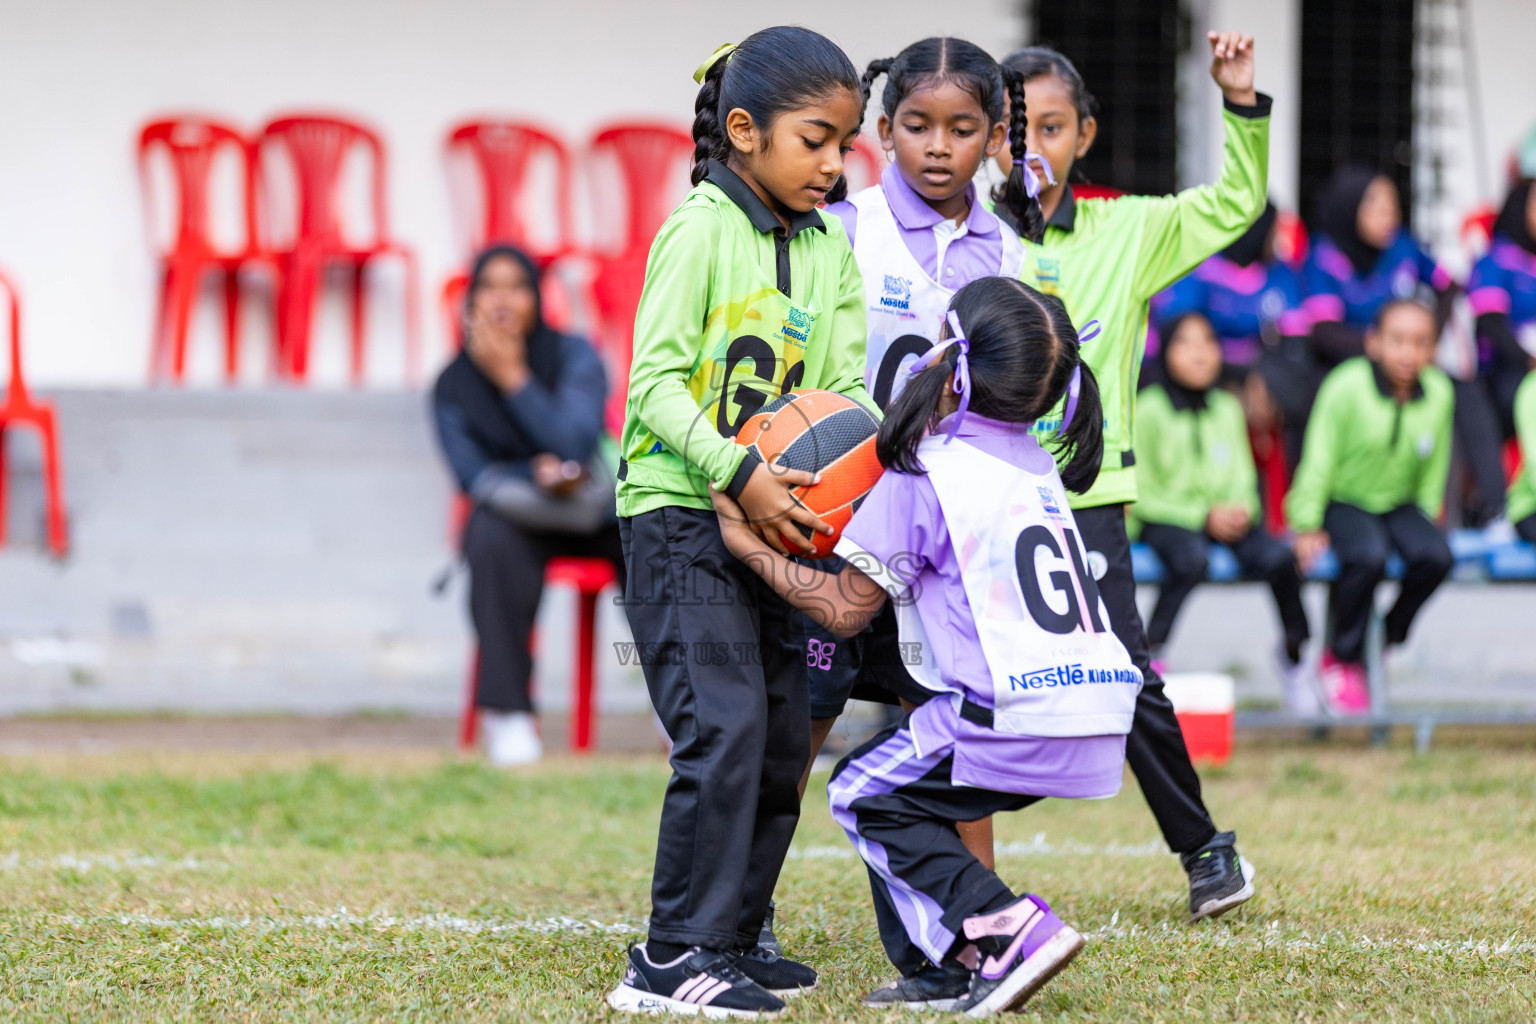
left=715, top=332, right=807, bottom=437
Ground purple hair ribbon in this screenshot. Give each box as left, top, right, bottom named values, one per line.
left=1060, top=319, right=1100, bottom=429
left=1020, top=152, right=1056, bottom=200
left=908, top=310, right=972, bottom=443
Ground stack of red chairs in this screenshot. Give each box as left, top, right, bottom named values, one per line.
left=0, top=269, right=68, bottom=558
left=138, top=113, right=420, bottom=386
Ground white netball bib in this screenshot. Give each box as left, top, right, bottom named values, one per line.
left=920, top=437, right=1141, bottom=738
left=848, top=186, right=1025, bottom=410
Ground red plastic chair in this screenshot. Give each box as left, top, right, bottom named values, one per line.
left=445, top=120, right=575, bottom=263
left=137, top=117, right=263, bottom=383
left=578, top=123, right=694, bottom=432
left=586, top=122, right=695, bottom=258
left=254, top=114, right=421, bottom=385
left=841, top=135, right=886, bottom=194
left=0, top=269, right=68, bottom=557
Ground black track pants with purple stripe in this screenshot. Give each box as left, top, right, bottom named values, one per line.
left=1073, top=503, right=1218, bottom=855
left=619, top=506, right=809, bottom=951
left=828, top=715, right=1038, bottom=975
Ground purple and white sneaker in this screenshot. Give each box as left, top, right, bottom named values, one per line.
left=954, top=895, right=1084, bottom=1017
left=607, top=944, right=784, bottom=1018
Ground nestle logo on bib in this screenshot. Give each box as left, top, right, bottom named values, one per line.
left=1010, top=663, right=1141, bottom=690
left=781, top=306, right=811, bottom=344
left=879, top=274, right=912, bottom=311
left=1037, top=486, right=1061, bottom=516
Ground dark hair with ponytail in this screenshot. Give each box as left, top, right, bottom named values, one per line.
left=876, top=276, right=1104, bottom=493
left=997, top=46, right=1099, bottom=205
left=690, top=26, right=863, bottom=203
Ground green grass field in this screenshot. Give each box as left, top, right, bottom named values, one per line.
left=3, top=732, right=1535, bottom=1022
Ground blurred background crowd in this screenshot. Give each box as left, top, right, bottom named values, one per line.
left=1, top=0, right=1534, bottom=762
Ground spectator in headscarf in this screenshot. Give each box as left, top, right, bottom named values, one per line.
left=433, top=245, right=623, bottom=766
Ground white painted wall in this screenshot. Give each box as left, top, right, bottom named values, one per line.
left=0, top=0, right=1022, bottom=389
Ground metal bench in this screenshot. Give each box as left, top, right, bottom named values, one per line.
left=1130, top=530, right=1536, bottom=747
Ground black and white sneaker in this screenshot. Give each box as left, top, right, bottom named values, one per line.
left=756, top=901, right=783, bottom=958
left=730, top=942, right=817, bottom=997
left=1182, top=831, right=1255, bottom=922
left=862, top=961, right=971, bottom=1011
left=607, top=944, right=785, bottom=1018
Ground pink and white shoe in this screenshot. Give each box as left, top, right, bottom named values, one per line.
left=1318, top=651, right=1370, bottom=716
left=954, top=895, right=1084, bottom=1017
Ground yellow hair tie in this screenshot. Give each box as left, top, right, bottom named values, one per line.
left=693, top=42, right=737, bottom=84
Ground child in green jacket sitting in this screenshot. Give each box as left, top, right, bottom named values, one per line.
left=1134, top=312, right=1312, bottom=711
left=1285, top=298, right=1454, bottom=715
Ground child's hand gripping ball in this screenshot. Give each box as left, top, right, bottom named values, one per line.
left=734, top=390, right=884, bottom=558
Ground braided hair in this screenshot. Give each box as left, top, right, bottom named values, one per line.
left=688, top=26, right=863, bottom=203
left=993, top=66, right=1046, bottom=243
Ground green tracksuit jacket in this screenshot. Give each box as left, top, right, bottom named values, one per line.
left=1021, top=96, right=1271, bottom=509
left=1284, top=358, right=1454, bottom=533
left=1131, top=384, right=1259, bottom=534
left=617, top=161, right=873, bottom=517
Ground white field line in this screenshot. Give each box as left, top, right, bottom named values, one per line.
left=5, top=834, right=1158, bottom=874
left=787, top=833, right=1165, bottom=861
left=44, top=909, right=1536, bottom=958
left=51, top=910, right=643, bottom=937
left=0, top=851, right=210, bottom=872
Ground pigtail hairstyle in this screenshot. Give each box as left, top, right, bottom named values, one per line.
left=1052, top=338, right=1103, bottom=494
left=994, top=66, right=1046, bottom=243
left=688, top=27, right=863, bottom=198
left=876, top=276, right=1104, bottom=493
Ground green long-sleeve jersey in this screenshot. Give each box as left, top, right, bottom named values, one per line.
left=1507, top=371, right=1536, bottom=525
left=1023, top=96, right=1271, bottom=509
left=1284, top=358, right=1454, bottom=533
left=1131, top=385, right=1259, bottom=533
left=617, top=163, right=873, bottom=517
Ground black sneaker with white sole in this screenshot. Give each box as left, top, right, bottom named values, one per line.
left=607, top=944, right=785, bottom=1018
left=862, top=961, right=972, bottom=1011
left=1182, top=830, right=1255, bottom=922
left=730, top=942, right=817, bottom=997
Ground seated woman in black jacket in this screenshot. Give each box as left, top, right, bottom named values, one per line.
left=433, top=245, right=624, bottom=766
